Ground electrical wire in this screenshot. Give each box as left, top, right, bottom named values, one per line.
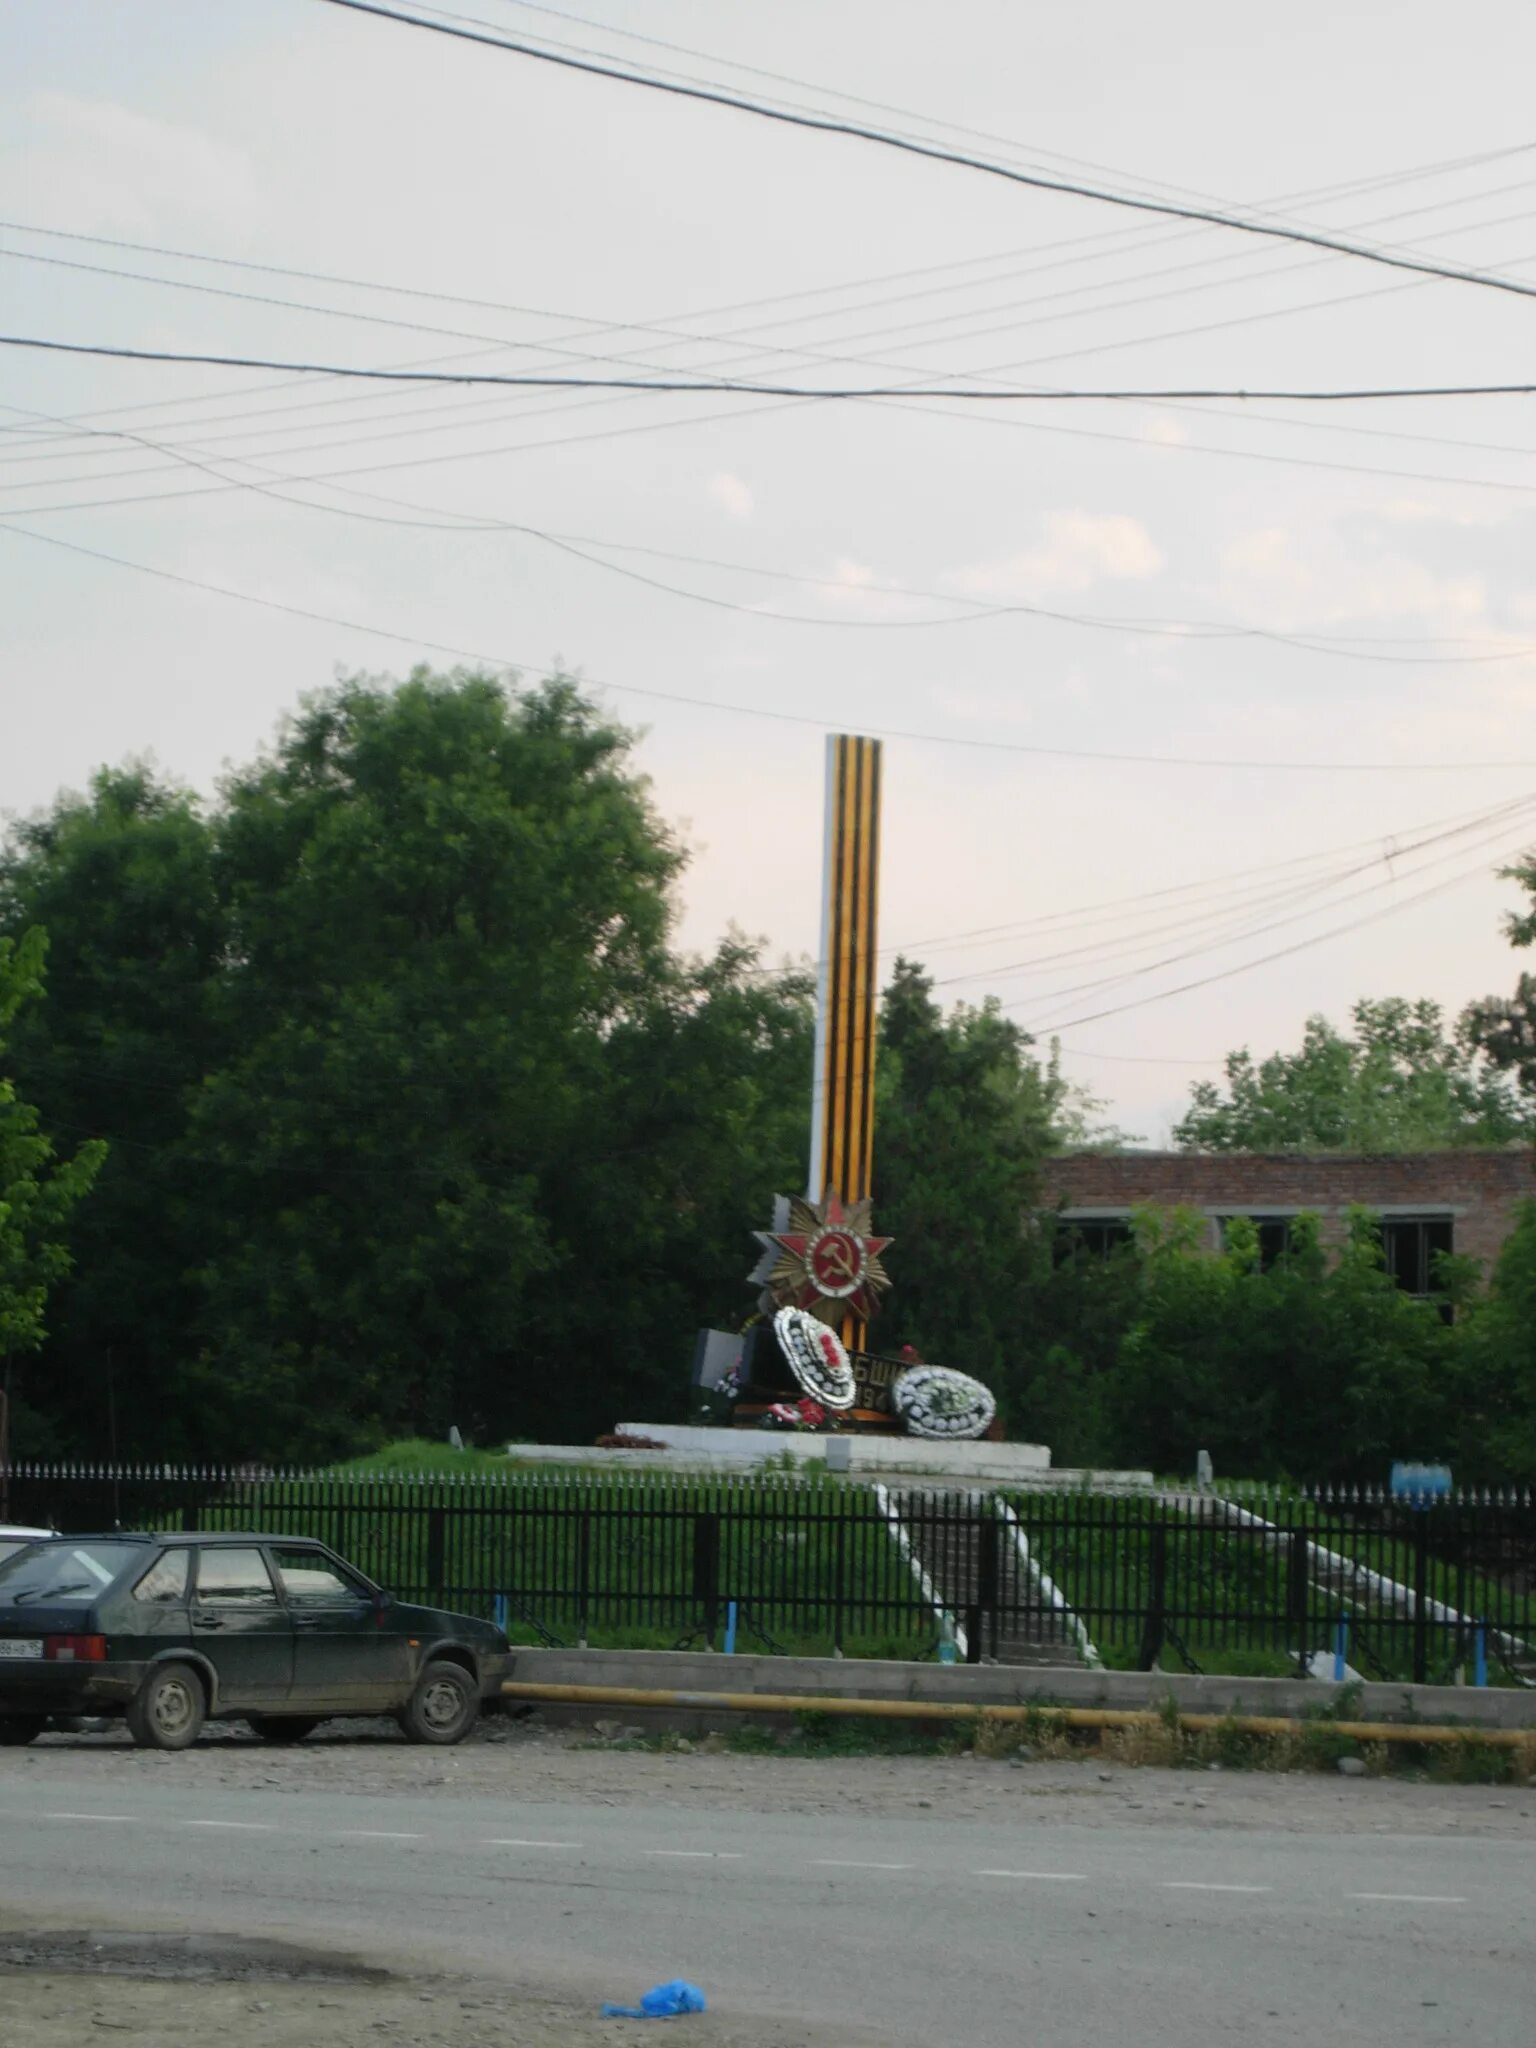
left=7, top=332, right=1536, bottom=401
left=11, top=176, right=1536, bottom=487
left=1005, top=803, right=1536, bottom=1014
left=6, top=138, right=1525, bottom=459
left=1025, top=826, right=1536, bottom=1034
left=929, top=796, right=1536, bottom=990
left=4, top=515, right=1534, bottom=775
left=315, top=0, right=1536, bottom=309
left=7, top=394, right=1531, bottom=668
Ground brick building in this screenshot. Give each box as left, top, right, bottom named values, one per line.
left=1046, top=1148, right=1536, bottom=1296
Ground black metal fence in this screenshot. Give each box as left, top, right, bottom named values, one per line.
left=3, top=1464, right=1533, bottom=1685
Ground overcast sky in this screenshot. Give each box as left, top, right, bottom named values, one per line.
left=6, top=0, right=1536, bottom=1143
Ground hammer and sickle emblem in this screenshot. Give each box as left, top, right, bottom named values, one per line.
left=818, top=1234, right=859, bottom=1284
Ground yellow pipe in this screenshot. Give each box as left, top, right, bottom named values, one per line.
left=502, top=1680, right=1536, bottom=1749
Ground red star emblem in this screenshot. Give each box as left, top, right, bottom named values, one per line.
left=752, top=1188, right=892, bottom=1326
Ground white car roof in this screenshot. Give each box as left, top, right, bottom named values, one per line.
left=0, top=1524, right=55, bottom=1540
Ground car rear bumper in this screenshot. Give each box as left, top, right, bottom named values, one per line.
left=0, top=1662, right=147, bottom=1713
left=478, top=1650, right=512, bottom=1702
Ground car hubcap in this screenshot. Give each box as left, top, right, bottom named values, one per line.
left=154, top=1679, right=195, bottom=1737
left=421, top=1679, right=462, bottom=1730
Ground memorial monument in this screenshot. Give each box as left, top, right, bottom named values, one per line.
left=711, top=735, right=998, bottom=1444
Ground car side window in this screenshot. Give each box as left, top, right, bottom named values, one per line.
left=270, top=1547, right=369, bottom=1607
left=194, top=1546, right=279, bottom=1607
left=133, top=1551, right=190, bottom=1604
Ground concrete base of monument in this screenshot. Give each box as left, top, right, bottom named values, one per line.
left=505, top=1423, right=1152, bottom=1489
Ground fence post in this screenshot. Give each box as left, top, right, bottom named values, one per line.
left=426, top=1507, right=446, bottom=1604
left=576, top=1511, right=591, bottom=1648
left=1138, top=1523, right=1167, bottom=1671
left=1285, top=1531, right=1310, bottom=1669
left=693, top=1512, right=721, bottom=1649
left=1412, top=1511, right=1430, bottom=1685
left=977, top=1512, right=1000, bottom=1662
left=832, top=1518, right=846, bottom=1658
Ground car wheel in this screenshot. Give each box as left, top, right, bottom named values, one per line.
left=126, top=1663, right=206, bottom=1751
left=397, top=1660, right=478, bottom=1745
left=0, top=1714, right=45, bottom=1747
left=246, top=1716, right=321, bottom=1744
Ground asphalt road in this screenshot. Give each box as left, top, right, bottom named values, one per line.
left=3, top=1769, right=1531, bottom=2045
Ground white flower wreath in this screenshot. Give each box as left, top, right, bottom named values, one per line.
left=772, top=1307, right=856, bottom=1410
left=893, top=1364, right=996, bottom=1440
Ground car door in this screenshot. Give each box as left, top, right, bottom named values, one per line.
left=269, top=1545, right=408, bottom=1712
left=190, top=1545, right=294, bottom=1710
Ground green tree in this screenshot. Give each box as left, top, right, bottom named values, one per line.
left=0, top=767, right=224, bottom=1457
left=1174, top=998, right=1530, bottom=1152
left=1462, top=854, right=1536, bottom=1097
left=0, top=929, right=106, bottom=1448
left=187, top=669, right=810, bottom=1454
left=1448, top=1199, right=1536, bottom=1484
left=872, top=959, right=1062, bottom=1396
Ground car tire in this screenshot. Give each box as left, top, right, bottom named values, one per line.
left=246, top=1716, right=322, bottom=1744
left=126, top=1662, right=206, bottom=1751
left=397, top=1660, right=478, bottom=1745
left=0, top=1714, right=45, bottom=1746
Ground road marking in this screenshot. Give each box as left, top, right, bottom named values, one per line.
left=1162, top=1882, right=1271, bottom=1894
left=182, top=1820, right=276, bottom=1831
left=336, top=1830, right=422, bottom=1840
left=644, top=1850, right=745, bottom=1860
left=43, top=1813, right=135, bottom=1823
left=813, top=1859, right=912, bottom=1872
left=975, top=1869, right=1087, bottom=1882
left=1351, top=1893, right=1467, bottom=1905
left=482, top=1838, right=583, bottom=1849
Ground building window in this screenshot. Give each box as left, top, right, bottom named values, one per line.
left=1056, top=1218, right=1133, bottom=1262
left=1382, top=1216, right=1454, bottom=1298
left=1219, top=1216, right=1292, bottom=1271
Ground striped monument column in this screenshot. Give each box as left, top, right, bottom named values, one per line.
left=807, top=733, right=884, bottom=1352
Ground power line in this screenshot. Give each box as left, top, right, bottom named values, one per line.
left=930, top=796, right=1536, bottom=990
left=8, top=395, right=1530, bottom=668
left=8, top=332, right=1536, bottom=402
left=1008, top=804, right=1536, bottom=1015
left=5, top=515, right=1534, bottom=775
left=10, top=174, right=1536, bottom=481
left=1026, top=827, right=1536, bottom=1034
left=315, top=0, right=1536, bottom=310
left=6, top=140, right=1524, bottom=459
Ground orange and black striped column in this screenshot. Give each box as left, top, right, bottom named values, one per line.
left=807, top=734, right=883, bottom=1350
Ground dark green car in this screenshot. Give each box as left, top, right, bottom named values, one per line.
left=0, top=1532, right=510, bottom=1751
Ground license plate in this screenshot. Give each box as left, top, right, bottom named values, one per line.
left=0, top=1638, right=43, bottom=1659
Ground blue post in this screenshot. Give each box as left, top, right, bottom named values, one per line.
left=723, top=1600, right=738, bottom=1656
left=1474, top=1626, right=1488, bottom=1689
left=1333, top=1615, right=1348, bottom=1682
left=494, top=1593, right=508, bottom=1634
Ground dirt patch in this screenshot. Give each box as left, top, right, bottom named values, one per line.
left=0, top=1938, right=880, bottom=2048
left=0, top=1929, right=387, bottom=1983
left=4, top=1715, right=1533, bottom=1838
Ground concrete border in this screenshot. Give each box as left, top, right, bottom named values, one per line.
left=504, top=1646, right=1536, bottom=1732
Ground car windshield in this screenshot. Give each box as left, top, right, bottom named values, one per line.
left=0, top=1541, right=142, bottom=1604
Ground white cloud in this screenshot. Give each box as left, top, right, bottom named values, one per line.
left=947, top=511, right=1165, bottom=599
left=707, top=472, right=754, bottom=520
left=13, top=92, right=259, bottom=235
left=1219, top=524, right=1489, bottom=627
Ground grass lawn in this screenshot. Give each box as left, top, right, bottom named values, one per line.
left=189, top=1460, right=941, bottom=1659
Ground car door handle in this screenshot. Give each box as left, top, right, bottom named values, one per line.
left=293, top=1616, right=327, bottom=1630
left=193, top=1612, right=225, bottom=1629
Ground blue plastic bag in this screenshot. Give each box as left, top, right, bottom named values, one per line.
left=601, top=1979, right=708, bottom=2019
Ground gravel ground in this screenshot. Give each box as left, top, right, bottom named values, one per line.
left=0, top=1952, right=884, bottom=2048
left=4, top=1711, right=1532, bottom=1838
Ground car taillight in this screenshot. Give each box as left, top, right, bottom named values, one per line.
left=43, top=1635, right=107, bottom=1662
